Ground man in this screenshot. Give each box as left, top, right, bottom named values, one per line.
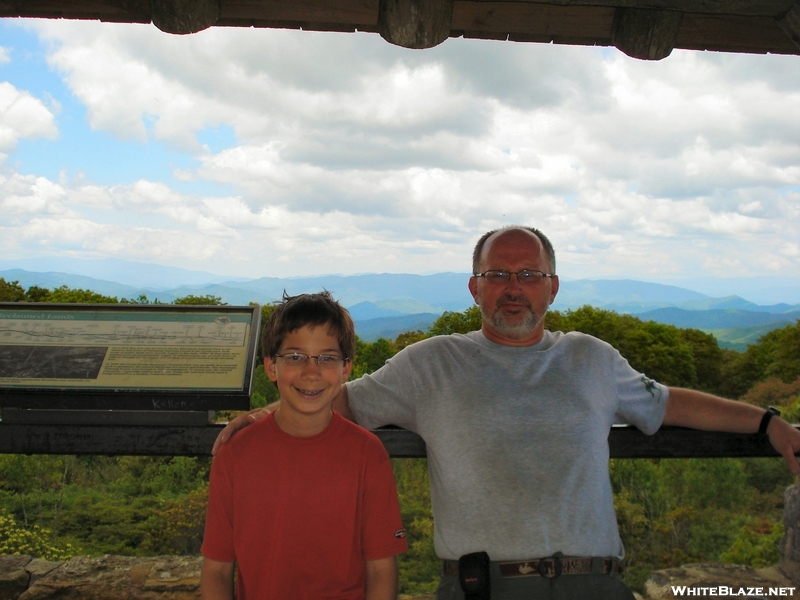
left=215, top=226, right=800, bottom=600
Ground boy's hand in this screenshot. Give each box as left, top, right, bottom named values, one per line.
left=211, top=406, right=273, bottom=455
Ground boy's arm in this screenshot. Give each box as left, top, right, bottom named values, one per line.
left=200, top=558, right=235, bottom=600
left=365, top=556, right=398, bottom=600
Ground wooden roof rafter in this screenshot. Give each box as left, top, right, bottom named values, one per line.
left=1, top=0, right=799, bottom=60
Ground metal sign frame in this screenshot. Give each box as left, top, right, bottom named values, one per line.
left=0, top=303, right=261, bottom=411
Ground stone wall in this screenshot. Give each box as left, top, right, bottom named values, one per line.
left=1, top=554, right=796, bottom=600
left=3, top=480, right=800, bottom=600
left=0, top=554, right=201, bottom=600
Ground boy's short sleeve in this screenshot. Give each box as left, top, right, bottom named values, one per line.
left=361, top=437, right=408, bottom=561
left=201, top=447, right=237, bottom=563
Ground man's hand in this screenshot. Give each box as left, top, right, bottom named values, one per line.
left=767, top=416, right=800, bottom=476
left=211, top=406, right=273, bottom=455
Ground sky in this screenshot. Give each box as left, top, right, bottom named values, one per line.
left=0, top=18, right=799, bottom=301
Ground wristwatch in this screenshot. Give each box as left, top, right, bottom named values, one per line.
left=758, top=406, right=781, bottom=435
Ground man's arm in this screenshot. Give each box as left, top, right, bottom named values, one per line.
left=200, top=558, right=234, bottom=600
left=663, top=386, right=800, bottom=474
left=365, top=556, right=398, bottom=600
left=212, top=385, right=353, bottom=455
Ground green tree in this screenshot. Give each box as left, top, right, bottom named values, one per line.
left=351, top=337, right=395, bottom=379
left=47, top=286, right=119, bottom=303
left=25, top=285, right=52, bottom=302
left=172, top=294, right=227, bottom=305
left=393, top=330, right=428, bottom=351
left=0, top=278, right=27, bottom=301
left=428, top=305, right=482, bottom=335
left=719, top=320, right=800, bottom=399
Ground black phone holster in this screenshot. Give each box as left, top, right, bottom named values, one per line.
left=458, top=551, right=491, bottom=600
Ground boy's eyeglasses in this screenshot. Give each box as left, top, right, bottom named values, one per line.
left=274, top=353, right=347, bottom=369
left=473, top=270, right=555, bottom=285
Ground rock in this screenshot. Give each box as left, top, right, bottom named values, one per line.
left=17, top=555, right=201, bottom=600
left=0, top=555, right=32, bottom=600
left=780, top=482, right=800, bottom=586
left=23, top=561, right=59, bottom=588
left=643, top=562, right=794, bottom=599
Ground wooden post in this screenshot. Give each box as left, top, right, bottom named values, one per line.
left=150, top=0, right=220, bottom=35
left=378, top=0, right=454, bottom=49
left=777, top=1, right=800, bottom=51
left=612, top=7, right=683, bottom=61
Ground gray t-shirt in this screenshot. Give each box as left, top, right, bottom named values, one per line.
left=347, top=329, right=668, bottom=561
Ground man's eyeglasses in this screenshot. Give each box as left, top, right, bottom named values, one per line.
left=274, top=353, right=347, bottom=369
left=473, top=270, right=556, bottom=285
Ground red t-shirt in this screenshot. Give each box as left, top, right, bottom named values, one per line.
left=201, top=411, right=407, bottom=599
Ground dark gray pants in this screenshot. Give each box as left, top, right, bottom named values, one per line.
left=435, top=568, right=636, bottom=600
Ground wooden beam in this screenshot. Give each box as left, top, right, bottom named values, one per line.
left=0, top=1, right=799, bottom=57
left=150, top=0, right=220, bottom=33
left=612, top=7, right=682, bottom=60
left=677, top=12, right=800, bottom=55
left=378, top=0, right=454, bottom=48
left=0, top=0, right=151, bottom=23
left=452, top=2, right=614, bottom=45
left=777, top=1, right=800, bottom=50
left=219, top=0, right=377, bottom=28
left=0, top=422, right=792, bottom=459
left=461, top=0, right=795, bottom=19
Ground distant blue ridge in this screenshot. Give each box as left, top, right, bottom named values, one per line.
left=2, top=265, right=798, bottom=347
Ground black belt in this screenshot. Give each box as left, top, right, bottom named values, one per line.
left=443, top=556, right=621, bottom=579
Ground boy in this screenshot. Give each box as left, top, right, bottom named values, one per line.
left=200, top=292, right=407, bottom=600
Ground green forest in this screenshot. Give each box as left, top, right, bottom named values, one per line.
left=1, top=277, right=800, bottom=594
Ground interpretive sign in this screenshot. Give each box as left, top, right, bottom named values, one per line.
left=0, top=303, right=260, bottom=411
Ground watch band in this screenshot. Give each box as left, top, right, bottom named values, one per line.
left=758, top=406, right=781, bottom=435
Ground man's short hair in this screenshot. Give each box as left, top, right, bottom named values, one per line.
left=472, top=226, right=557, bottom=275
left=261, top=291, right=355, bottom=362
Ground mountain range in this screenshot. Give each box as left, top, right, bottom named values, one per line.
left=1, top=258, right=798, bottom=351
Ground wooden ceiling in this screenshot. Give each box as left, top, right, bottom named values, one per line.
left=2, top=0, right=800, bottom=60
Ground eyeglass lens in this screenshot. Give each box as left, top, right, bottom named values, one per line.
left=277, top=353, right=344, bottom=368
left=482, top=270, right=547, bottom=284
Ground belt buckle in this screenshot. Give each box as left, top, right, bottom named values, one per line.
left=538, top=552, right=563, bottom=579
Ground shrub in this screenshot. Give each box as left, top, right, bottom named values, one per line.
left=0, top=510, right=76, bottom=560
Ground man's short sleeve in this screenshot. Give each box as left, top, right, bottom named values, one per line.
left=613, top=351, right=669, bottom=435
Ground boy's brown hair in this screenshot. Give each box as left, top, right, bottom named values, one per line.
left=261, top=291, right=355, bottom=362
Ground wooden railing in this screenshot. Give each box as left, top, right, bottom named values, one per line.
left=0, top=422, right=792, bottom=459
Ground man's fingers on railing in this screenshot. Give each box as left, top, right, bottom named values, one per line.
left=770, top=420, right=800, bottom=475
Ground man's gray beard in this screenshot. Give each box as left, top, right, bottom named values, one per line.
left=480, top=297, right=543, bottom=340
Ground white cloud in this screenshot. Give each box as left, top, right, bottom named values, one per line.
left=0, top=20, right=795, bottom=283
left=0, top=82, right=58, bottom=157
